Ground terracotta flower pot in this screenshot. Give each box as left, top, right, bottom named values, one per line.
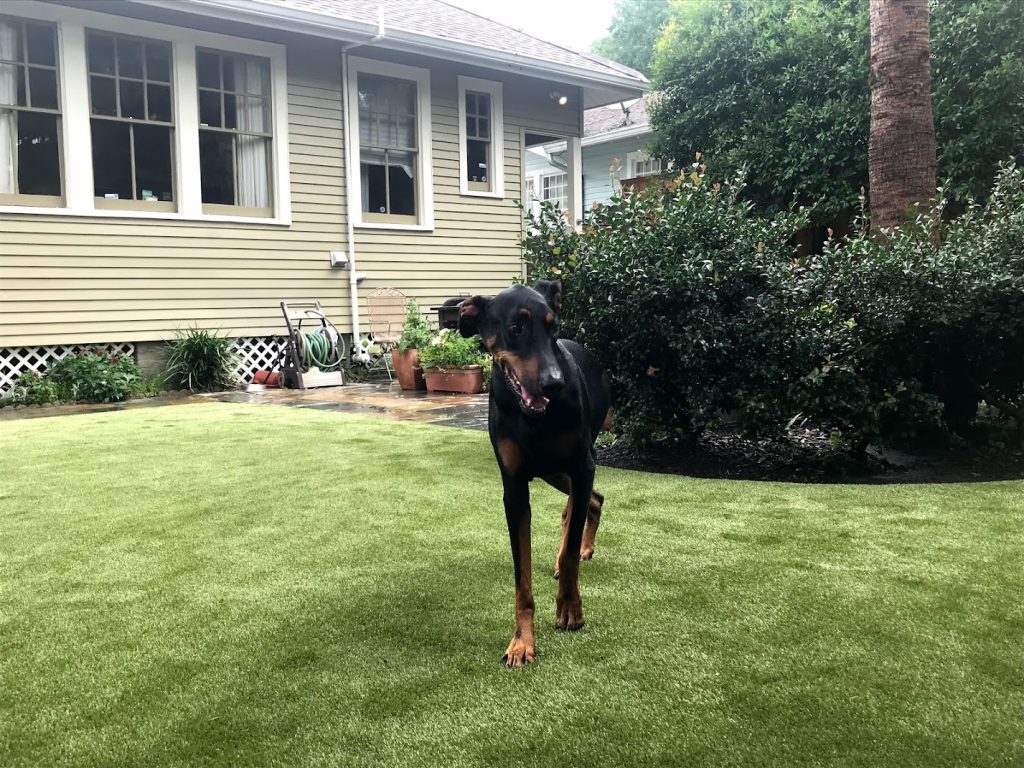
left=423, top=365, right=484, bottom=394
left=392, top=348, right=426, bottom=390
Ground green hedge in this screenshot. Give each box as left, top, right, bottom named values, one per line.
left=522, top=164, right=1024, bottom=450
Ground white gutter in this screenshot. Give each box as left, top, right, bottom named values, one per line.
left=130, top=0, right=648, bottom=98
left=339, top=17, right=386, bottom=364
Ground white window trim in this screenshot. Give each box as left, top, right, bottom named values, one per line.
left=457, top=75, right=503, bottom=199
left=539, top=170, right=569, bottom=209
left=0, top=0, right=291, bottom=225
left=347, top=55, right=433, bottom=232
left=626, top=150, right=662, bottom=179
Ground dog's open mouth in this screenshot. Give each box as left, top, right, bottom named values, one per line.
left=499, top=360, right=549, bottom=416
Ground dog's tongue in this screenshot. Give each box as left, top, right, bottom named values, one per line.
left=524, top=392, right=550, bottom=411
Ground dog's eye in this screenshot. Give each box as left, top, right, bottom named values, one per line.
left=508, top=321, right=524, bottom=337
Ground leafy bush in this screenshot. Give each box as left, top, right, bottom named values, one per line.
left=47, top=351, right=142, bottom=404
left=166, top=327, right=240, bottom=391
left=418, top=329, right=488, bottom=371
left=522, top=163, right=1024, bottom=451
left=0, top=371, right=63, bottom=407
left=398, top=299, right=434, bottom=352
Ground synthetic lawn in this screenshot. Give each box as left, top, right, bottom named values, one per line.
left=1, top=403, right=1022, bottom=768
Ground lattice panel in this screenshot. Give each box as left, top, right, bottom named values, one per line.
left=233, top=336, right=285, bottom=382
left=0, top=343, right=135, bottom=393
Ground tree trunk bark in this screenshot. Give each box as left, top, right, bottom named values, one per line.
left=868, top=0, right=937, bottom=230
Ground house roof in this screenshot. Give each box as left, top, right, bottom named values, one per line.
left=584, top=93, right=652, bottom=139
left=139, top=0, right=648, bottom=106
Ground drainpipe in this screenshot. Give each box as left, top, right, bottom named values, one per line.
left=340, top=7, right=385, bottom=363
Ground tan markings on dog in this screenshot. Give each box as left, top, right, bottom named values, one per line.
left=545, top=312, right=555, bottom=325
left=493, top=351, right=539, bottom=382
left=553, top=494, right=572, bottom=578
left=484, top=335, right=497, bottom=352
left=505, top=516, right=536, bottom=667
left=496, top=439, right=522, bottom=476
left=459, top=302, right=479, bottom=318
left=581, top=492, right=603, bottom=561
left=518, top=307, right=532, bottom=319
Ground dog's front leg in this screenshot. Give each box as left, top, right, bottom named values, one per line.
left=501, top=473, right=535, bottom=668
left=555, top=462, right=594, bottom=631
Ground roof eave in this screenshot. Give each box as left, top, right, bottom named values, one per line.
left=128, top=0, right=648, bottom=101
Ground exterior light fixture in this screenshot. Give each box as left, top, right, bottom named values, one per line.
left=550, top=91, right=568, bottom=105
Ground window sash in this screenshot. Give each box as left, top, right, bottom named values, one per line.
left=357, top=71, right=420, bottom=220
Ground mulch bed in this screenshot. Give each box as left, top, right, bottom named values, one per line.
left=596, top=426, right=1024, bottom=484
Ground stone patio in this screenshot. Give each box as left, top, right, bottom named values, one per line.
left=0, top=383, right=490, bottom=431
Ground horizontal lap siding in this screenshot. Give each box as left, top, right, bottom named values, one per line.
left=0, top=15, right=581, bottom=346
left=0, top=38, right=349, bottom=346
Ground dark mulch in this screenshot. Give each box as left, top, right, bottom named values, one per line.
left=596, top=426, right=1024, bottom=484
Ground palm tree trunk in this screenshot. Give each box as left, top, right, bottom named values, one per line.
left=868, top=0, right=937, bottom=230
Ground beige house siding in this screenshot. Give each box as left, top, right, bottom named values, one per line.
left=0, top=4, right=581, bottom=347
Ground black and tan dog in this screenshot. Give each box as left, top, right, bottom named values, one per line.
left=459, top=280, right=610, bottom=668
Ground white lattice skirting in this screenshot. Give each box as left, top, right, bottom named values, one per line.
left=233, top=337, right=286, bottom=382
left=0, top=337, right=287, bottom=393
left=0, top=343, right=135, bottom=394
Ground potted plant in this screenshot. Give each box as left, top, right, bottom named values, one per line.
left=418, top=328, right=489, bottom=394
left=392, top=299, right=433, bottom=390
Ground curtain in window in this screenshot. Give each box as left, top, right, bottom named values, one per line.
left=0, top=21, right=17, bottom=194
left=234, top=58, right=269, bottom=208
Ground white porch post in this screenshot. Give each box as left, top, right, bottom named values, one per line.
left=567, top=135, right=583, bottom=228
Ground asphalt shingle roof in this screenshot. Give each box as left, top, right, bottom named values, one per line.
left=248, top=0, right=646, bottom=84
left=584, top=93, right=651, bottom=137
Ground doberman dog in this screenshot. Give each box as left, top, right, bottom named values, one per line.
left=459, top=280, right=610, bottom=668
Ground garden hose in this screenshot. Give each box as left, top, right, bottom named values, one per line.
left=291, top=329, right=343, bottom=372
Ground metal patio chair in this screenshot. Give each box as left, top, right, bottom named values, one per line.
left=362, top=287, right=407, bottom=381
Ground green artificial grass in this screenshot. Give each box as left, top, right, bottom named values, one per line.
left=1, top=403, right=1022, bottom=767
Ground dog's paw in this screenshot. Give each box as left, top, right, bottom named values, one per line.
left=555, top=596, right=585, bottom=631
left=502, top=637, right=537, bottom=668
left=580, top=546, right=595, bottom=561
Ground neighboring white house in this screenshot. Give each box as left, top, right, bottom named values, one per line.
left=525, top=93, right=660, bottom=216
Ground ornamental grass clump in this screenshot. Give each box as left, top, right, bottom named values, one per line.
left=166, top=327, right=240, bottom=392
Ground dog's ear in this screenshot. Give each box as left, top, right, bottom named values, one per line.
left=534, top=279, right=563, bottom=314
left=458, top=295, right=491, bottom=338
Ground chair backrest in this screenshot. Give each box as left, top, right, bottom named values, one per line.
left=366, top=288, right=406, bottom=344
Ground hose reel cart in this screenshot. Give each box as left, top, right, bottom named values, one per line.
left=279, top=301, right=347, bottom=389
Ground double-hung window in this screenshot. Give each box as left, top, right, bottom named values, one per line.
left=627, top=151, right=663, bottom=179
left=541, top=172, right=568, bottom=210
left=87, top=31, right=175, bottom=210
left=0, top=16, right=62, bottom=205
left=457, top=76, right=503, bottom=197
left=348, top=57, right=432, bottom=229
left=197, top=49, right=273, bottom=216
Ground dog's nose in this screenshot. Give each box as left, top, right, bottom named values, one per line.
left=540, top=369, right=564, bottom=396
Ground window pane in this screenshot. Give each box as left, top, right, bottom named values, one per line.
left=222, top=56, right=235, bottom=92
left=477, top=118, right=489, bottom=139
left=28, top=67, right=57, bottom=110
left=145, top=42, right=170, bottom=82
left=199, top=89, right=221, bottom=127
left=466, top=139, right=488, bottom=183
left=238, top=95, right=268, bottom=133
left=90, top=75, right=116, bottom=116
left=91, top=119, right=132, bottom=199
left=147, top=83, right=171, bottom=122
left=17, top=111, right=61, bottom=196
left=199, top=130, right=234, bottom=205
left=25, top=23, right=55, bottom=67
left=87, top=33, right=115, bottom=75
left=235, top=135, right=270, bottom=208
left=236, top=58, right=269, bottom=97
left=476, top=93, right=490, bottom=117
left=0, top=64, right=24, bottom=106
left=388, top=150, right=415, bottom=216
left=117, top=37, right=143, bottom=79
left=119, top=78, right=145, bottom=119
left=465, top=92, right=476, bottom=114
left=133, top=123, right=173, bottom=202
left=358, top=73, right=415, bottom=149
left=197, top=50, right=220, bottom=89
left=360, top=147, right=387, bottom=214
left=465, top=113, right=475, bottom=138
left=0, top=20, right=25, bottom=63
left=223, top=93, right=237, bottom=129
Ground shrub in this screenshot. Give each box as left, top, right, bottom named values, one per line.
left=522, top=163, right=1024, bottom=451
left=0, top=371, right=63, bottom=407
left=397, top=299, right=434, bottom=352
left=47, top=351, right=142, bottom=404
left=166, top=327, right=240, bottom=391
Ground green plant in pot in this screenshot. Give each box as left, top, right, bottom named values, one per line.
left=393, top=299, right=433, bottom=390
left=418, top=328, right=489, bottom=395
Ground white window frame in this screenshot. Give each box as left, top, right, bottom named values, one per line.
left=626, top=150, right=663, bottom=179
left=0, top=0, right=290, bottom=225
left=539, top=171, right=568, bottom=210
left=347, top=55, right=433, bottom=231
left=457, top=75, right=503, bottom=199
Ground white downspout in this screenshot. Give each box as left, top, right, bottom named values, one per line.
left=341, top=8, right=385, bottom=363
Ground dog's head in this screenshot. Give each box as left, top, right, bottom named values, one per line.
left=459, top=280, right=564, bottom=417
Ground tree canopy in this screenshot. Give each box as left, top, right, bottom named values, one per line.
left=648, top=0, right=1024, bottom=225
left=592, top=0, right=672, bottom=77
